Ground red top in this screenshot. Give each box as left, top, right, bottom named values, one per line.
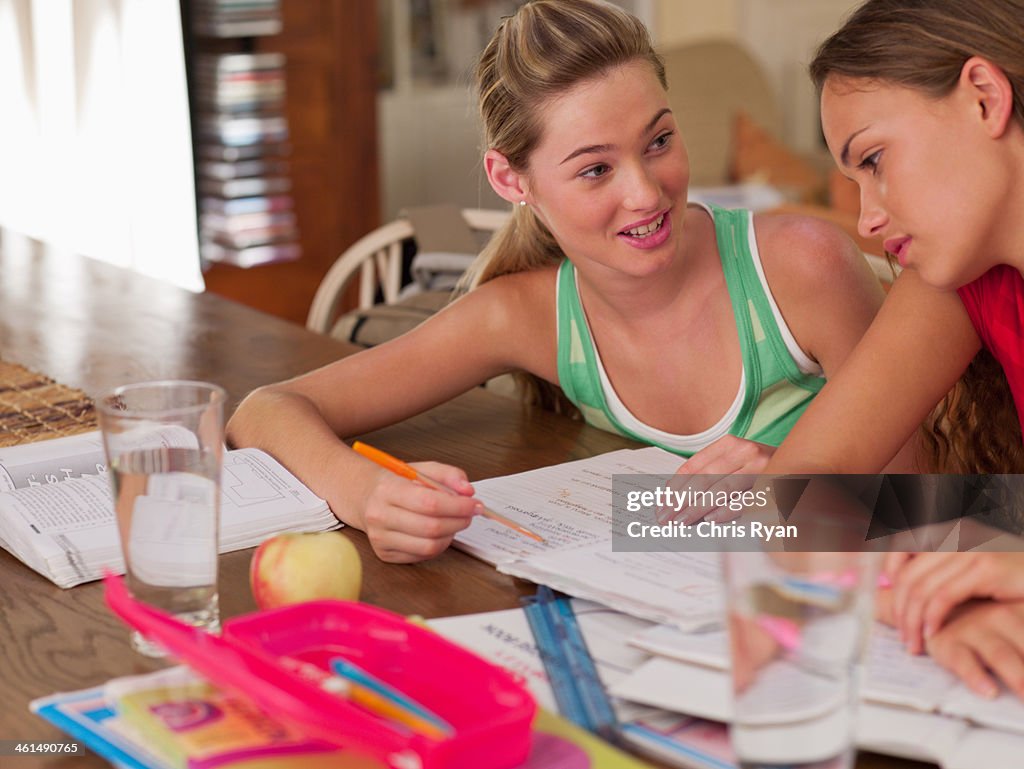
left=957, top=265, right=1024, bottom=432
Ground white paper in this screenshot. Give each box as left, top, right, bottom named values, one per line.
left=458, top=447, right=682, bottom=564
left=501, top=545, right=724, bottom=628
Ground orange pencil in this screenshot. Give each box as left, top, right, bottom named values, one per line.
left=352, top=441, right=546, bottom=543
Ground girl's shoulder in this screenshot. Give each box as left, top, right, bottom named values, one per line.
left=751, top=210, right=873, bottom=289
left=455, top=264, right=559, bottom=331
left=470, top=263, right=560, bottom=301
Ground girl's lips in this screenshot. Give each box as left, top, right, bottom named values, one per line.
left=620, top=210, right=668, bottom=233
left=618, top=210, right=672, bottom=250
left=884, top=236, right=912, bottom=266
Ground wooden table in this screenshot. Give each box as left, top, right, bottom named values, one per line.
left=0, top=248, right=931, bottom=768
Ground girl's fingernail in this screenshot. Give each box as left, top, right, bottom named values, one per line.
left=923, top=623, right=934, bottom=639
left=474, top=503, right=485, bottom=515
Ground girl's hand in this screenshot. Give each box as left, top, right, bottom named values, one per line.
left=889, top=552, right=1024, bottom=654
left=667, top=436, right=775, bottom=523
left=927, top=600, right=1024, bottom=700
left=677, top=435, right=776, bottom=477
left=360, top=461, right=479, bottom=563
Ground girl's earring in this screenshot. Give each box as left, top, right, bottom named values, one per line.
left=519, top=200, right=527, bottom=207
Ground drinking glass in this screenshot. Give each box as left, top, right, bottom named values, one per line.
left=723, top=550, right=881, bottom=769
left=97, top=380, right=225, bottom=657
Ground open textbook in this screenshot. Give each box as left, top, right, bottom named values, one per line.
left=454, top=447, right=725, bottom=630
left=0, top=431, right=338, bottom=588
left=615, top=621, right=1024, bottom=769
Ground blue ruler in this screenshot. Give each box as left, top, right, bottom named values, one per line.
left=521, top=585, right=620, bottom=744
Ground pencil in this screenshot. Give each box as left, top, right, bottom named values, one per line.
left=330, top=657, right=453, bottom=736
left=352, top=441, right=546, bottom=543
left=281, top=656, right=449, bottom=740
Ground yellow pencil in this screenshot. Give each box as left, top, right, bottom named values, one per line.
left=352, top=441, right=546, bottom=543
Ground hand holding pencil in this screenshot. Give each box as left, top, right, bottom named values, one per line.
left=348, top=445, right=478, bottom=563
left=353, top=442, right=545, bottom=544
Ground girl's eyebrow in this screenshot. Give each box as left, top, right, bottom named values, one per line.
left=840, top=126, right=871, bottom=168
left=559, top=108, right=673, bottom=165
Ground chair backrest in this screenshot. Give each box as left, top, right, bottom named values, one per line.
left=661, top=39, right=780, bottom=187
left=306, top=207, right=511, bottom=334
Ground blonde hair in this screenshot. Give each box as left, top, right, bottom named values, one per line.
left=464, top=0, right=665, bottom=411
left=810, top=0, right=1024, bottom=472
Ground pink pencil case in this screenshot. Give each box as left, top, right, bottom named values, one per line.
left=104, top=573, right=536, bottom=769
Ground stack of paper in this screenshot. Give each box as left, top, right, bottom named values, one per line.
left=455, top=446, right=724, bottom=629
left=430, top=601, right=737, bottom=769
left=0, top=432, right=339, bottom=588
left=451, top=446, right=1024, bottom=767
left=613, top=621, right=1024, bottom=769
left=430, top=599, right=1024, bottom=769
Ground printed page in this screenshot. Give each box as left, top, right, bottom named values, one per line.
left=0, top=473, right=124, bottom=586
left=456, top=447, right=682, bottom=565
left=860, top=625, right=958, bottom=711
left=0, top=427, right=203, bottom=493
left=217, top=449, right=336, bottom=545
left=0, top=431, right=106, bottom=491
left=631, top=621, right=962, bottom=714
left=941, top=685, right=1024, bottom=735
left=0, top=447, right=335, bottom=588
left=501, top=544, right=723, bottom=628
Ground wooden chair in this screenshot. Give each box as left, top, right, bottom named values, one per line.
left=306, top=208, right=511, bottom=336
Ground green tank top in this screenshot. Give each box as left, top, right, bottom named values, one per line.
left=556, top=204, right=824, bottom=457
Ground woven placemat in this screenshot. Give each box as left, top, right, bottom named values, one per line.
left=0, top=360, right=97, bottom=447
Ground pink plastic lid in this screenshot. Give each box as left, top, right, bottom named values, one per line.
left=104, top=573, right=535, bottom=769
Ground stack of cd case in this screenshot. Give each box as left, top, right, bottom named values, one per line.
left=191, top=0, right=283, bottom=38
left=193, top=48, right=301, bottom=267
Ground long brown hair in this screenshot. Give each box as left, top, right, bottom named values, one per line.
left=463, top=0, right=665, bottom=413
left=810, top=0, right=1024, bottom=472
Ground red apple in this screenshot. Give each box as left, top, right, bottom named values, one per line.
left=250, top=531, right=363, bottom=610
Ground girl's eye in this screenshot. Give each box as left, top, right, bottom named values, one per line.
left=579, top=163, right=610, bottom=179
left=858, top=150, right=882, bottom=174
left=649, top=130, right=674, bottom=151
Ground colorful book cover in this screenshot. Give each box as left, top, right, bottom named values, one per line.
left=32, top=667, right=655, bottom=769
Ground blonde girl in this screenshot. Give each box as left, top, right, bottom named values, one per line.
left=227, top=0, right=885, bottom=563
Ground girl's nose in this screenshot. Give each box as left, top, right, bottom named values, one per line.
left=622, top=163, right=660, bottom=211
left=857, top=185, right=888, bottom=239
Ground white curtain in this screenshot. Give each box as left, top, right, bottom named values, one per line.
left=0, top=0, right=203, bottom=291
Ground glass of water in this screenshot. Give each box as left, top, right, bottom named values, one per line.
left=723, top=550, right=881, bottom=769
left=97, top=380, right=225, bottom=657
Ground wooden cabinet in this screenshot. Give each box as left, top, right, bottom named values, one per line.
left=197, top=0, right=380, bottom=325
